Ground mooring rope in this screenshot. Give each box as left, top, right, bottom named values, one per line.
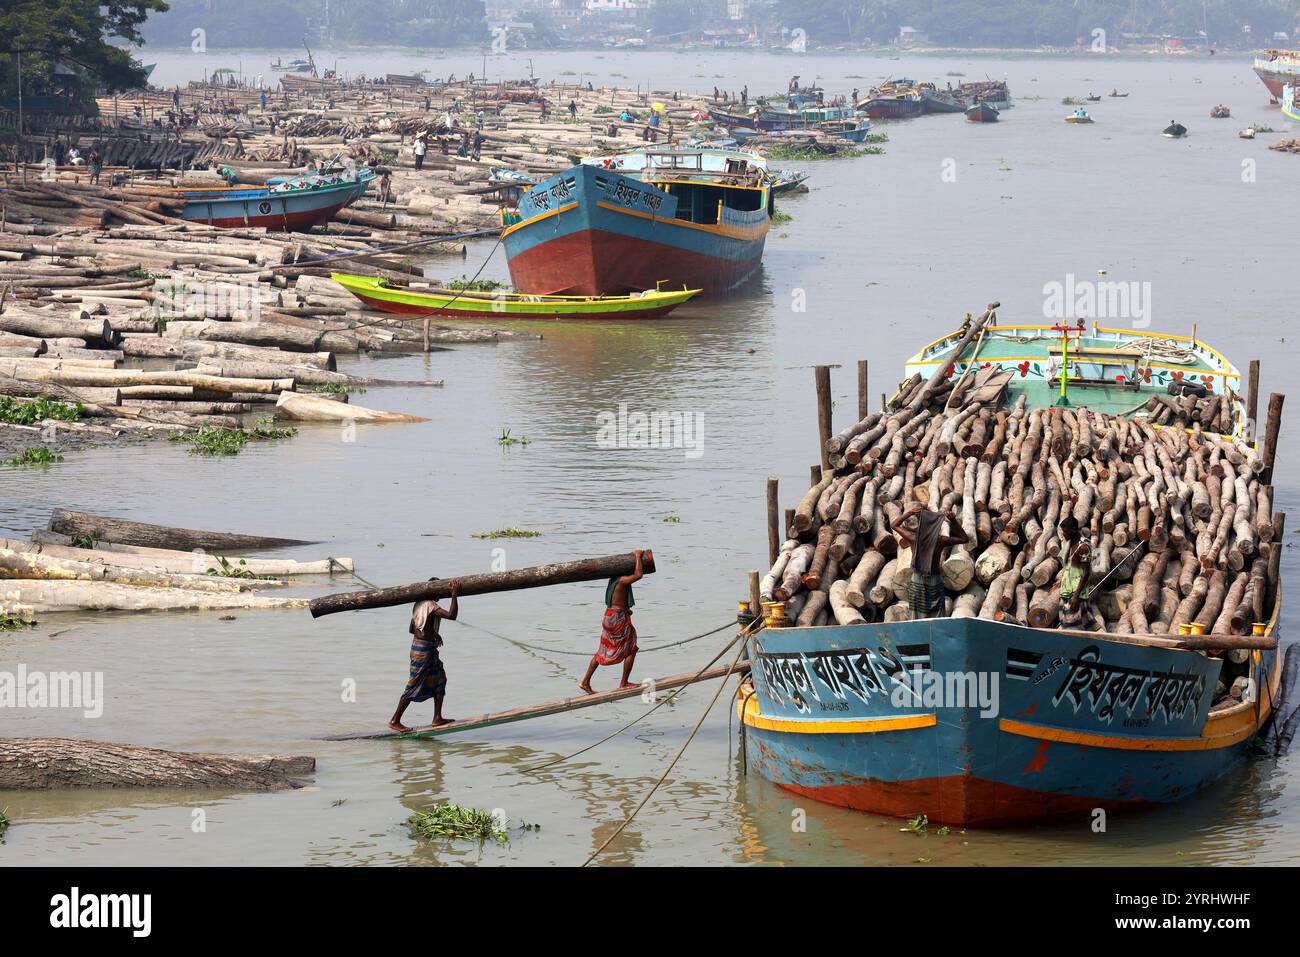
left=581, top=630, right=753, bottom=867
left=520, top=621, right=759, bottom=776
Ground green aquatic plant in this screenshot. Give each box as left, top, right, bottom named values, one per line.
left=205, top=556, right=275, bottom=580
left=498, top=427, right=530, bottom=447
left=171, top=421, right=295, bottom=456
left=0, top=614, right=33, bottom=632
left=302, top=383, right=366, bottom=395
left=662, top=514, right=681, bottom=523
left=770, top=210, right=793, bottom=226
left=407, top=804, right=508, bottom=843
left=1062, top=96, right=1084, bottom=106
left=0, top=808, right=9, bottom=840
left=903, top=813, right=930, bottom=835
left=0, top=396, right=81, bottom=425
left=5, top=447, right=63, bottom=467
left=446, top=275, right=507, bottom=292
left=471, top=527, right=541, bottom=539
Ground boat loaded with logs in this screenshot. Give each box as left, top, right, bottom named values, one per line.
left=737, top=303, right=1287, bottom=826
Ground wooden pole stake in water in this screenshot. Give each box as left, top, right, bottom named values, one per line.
left=857, top=359, right=869, bottom=420
left=766, top=476, right=779, bottom=566
left=1260, top=392, right=1285, bottom=484
left=1247, top=359, right=1260, bottom=439
left=815, top=364, right=832, bottom=471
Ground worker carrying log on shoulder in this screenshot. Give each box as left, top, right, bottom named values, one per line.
left=388, top=578, right=461, bottom=732
left=892, top=505, right=968, bottom=620
left=580, top=549, right=646, bottom=695
left=1056, top=517, right=1096, bottom=630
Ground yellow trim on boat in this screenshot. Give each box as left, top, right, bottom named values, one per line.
left=737, top=692, right=936, bottom=734
left=500, top=201, right=578, bottom=239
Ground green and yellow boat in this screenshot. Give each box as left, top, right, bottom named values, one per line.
left=331, top=273, right=701, bottom=321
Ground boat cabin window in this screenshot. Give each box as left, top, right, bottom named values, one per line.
left=659, top=181, right=764, bottom=223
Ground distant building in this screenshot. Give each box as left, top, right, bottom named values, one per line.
left=898, top=26, right=923, bottom=45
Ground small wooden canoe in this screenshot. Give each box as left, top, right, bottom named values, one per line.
left=332, top=273, right=701, bottom=320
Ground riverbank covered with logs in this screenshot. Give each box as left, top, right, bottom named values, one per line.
left=2, top=78, right=825, bottom=456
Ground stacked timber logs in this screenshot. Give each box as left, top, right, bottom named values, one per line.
left=760, top=307, right=1285, bottom=675
left=0, top=509, right=355, bottom=617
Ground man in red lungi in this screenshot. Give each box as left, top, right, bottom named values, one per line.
left=580, top=550, right=646, bottom=694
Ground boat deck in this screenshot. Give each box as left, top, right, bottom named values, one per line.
left=905, top=324, right=1241, bottom=422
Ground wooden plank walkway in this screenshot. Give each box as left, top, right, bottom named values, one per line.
left=322, top=661, right=751, bottom=741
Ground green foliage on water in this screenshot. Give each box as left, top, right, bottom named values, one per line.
left=864, top=132, right=889, bottom=144
left=0, top=614, right=33, bottom=632
left=0, top=807, right=9, bottom=841
left=5, top=447, right=63, bottom=467
left=471, top=527, right=542, bottom=539
left=1062, top=96, right=1085, bottom=106
left=0, top=396, right=81, bottom=425
left=770, top=210, right=794, bottom=226
left=446, top=275, right=507, bottom=292
left=171, top=421, right=296, bottom=456
left=303, top=383, right=367, bottom=395
left=763, top=142, right=878, bottom=161
left=498, top=427, right=530, bottom=447
left=205, top=556, right=276, bottom=580
left=407, top=805, right=508, bottom=843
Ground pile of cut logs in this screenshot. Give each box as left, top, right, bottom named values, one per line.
left=0, top=508, right=348, bottom=617
left=0, top=225, right=541, bottom=449
left=761, top=305, right=1286, bottom=666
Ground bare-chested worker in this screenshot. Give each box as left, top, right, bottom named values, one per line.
left=891, top=504, right=969, bottom=619
left=388, top=578, right=460, bottom=732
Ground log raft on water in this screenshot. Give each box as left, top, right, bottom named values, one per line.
left=0, top=738, right=314, bottom=791
left=48, top=508, right=316, bottom=552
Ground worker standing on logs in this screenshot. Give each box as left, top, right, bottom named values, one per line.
left=892, top=505, right=968, bottom=619
left=388, top=578, right=461, bottom=733
left=579, top=550, right=646, bottom=694
left=1056, top=517, right=1094, bottom=630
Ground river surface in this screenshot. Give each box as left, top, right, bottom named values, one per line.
left=2, top=51, right=1298, bottom=866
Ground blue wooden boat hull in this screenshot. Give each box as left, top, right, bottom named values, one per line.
left=740, top=615, right=1281, bottom=826
left=502, top=164, right=768, bottom=296
left=179, top=174, right=372, bottom=231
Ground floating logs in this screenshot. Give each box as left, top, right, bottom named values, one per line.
left=47, top=508, right=316, bottom=552
left=0, top=738, right=314, bottom=791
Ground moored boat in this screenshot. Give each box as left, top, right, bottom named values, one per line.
left=501, top=147, right=771, bottom=296
left=739, top=312, right=1285, bottom=827
left=1254, top=49, right=1300, bottom=99
left=331, top=273, right=701, bottom=320
left=179, top=169, right=373, bottom=230
left=965, top=101, right=1000, bottom=123
left=918, top=84, right=966, bottom=114
left=860, top=92, right=925, bottom=120
left=1284, top=84, right=1300, bottom=123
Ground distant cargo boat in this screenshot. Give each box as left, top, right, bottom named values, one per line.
left=1254, top=49, right=1300, bottom=98
left=1284, top=84, right=1300, bottom=122
left=501, top=147, right=771, bottom=297
left=918, top=85, right=965, bottom=114
left=955, top=79, right=1012, bottom=109
left=965, top=101, right=999, bottom=122
left=179, top=170, right=373, bottom=231
left=859, top=92, right=925, bottom=120
left=331, top=273, right=701, bottom=320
